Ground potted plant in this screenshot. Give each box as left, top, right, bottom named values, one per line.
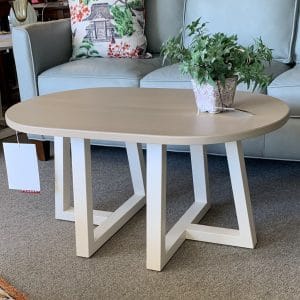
left=161, top=18, right=273, bottom=114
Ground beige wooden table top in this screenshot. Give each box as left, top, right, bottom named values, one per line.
left=5, top=88, right=290, bottom=145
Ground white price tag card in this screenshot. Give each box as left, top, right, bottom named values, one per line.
left=3, top=143, right=40, bottom=192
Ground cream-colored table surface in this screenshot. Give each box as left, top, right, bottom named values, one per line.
left=6, top=88, right=289, bottom=145
left=5, top=88, right=290, bottom=271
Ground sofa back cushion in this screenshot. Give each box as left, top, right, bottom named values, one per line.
left=294, top=16, right=300, bottom=62
left=184, top=0, right=298, bottom=63
left=145, top=0, right=185, bottom=53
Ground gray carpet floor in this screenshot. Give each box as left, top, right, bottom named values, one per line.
left=0, top=142, right=299, bottom=299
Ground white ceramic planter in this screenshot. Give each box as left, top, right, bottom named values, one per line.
left=192, top=77, right=238, bottom=114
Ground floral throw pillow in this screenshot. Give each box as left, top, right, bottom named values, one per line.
left=69, top=0, right=148, bottom=59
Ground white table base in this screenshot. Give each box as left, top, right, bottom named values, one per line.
left=146, top=141, right=257, bottom=271
left=53, top=137, right=256, bottom=266
left=54, top=137, right=146, bottom=257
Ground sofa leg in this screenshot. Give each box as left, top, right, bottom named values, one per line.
left=30, top=140, right=51, bottom=161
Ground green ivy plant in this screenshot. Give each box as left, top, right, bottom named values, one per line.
left=161, top=18, right=273, bottom=90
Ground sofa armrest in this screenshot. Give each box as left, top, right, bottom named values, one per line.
left=12, top=19, right=72, bottom=101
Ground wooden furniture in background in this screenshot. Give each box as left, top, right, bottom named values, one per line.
left=0, top=2, right=19, bottom=139
left=0, top=34, right=19, bottom=139
left=0, top=34, right=19, bottom=113
left=32, top=1, right=70, bottom=21
left=0, top=0, right=10, bottom=32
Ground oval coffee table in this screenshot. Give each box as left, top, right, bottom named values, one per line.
left=6, top=88, right=289, bottom=271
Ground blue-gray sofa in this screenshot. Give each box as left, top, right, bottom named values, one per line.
left=12, top=0, right=300, bottom=160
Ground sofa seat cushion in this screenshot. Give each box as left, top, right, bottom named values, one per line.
left=140, top=64, right=192, bottom=89
left=38, top=56, right=162, bottom=95
left=268, top=65, right=300, bottom=116
left=140, top=61, right=291, bottom=92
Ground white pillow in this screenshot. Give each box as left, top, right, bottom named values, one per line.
left=68, top=0, right=148, bottom=59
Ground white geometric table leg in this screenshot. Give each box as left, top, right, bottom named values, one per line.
left=146, top=144, right=167, bottom=271
left=70, top=138, right=146, bottom=258
left=146, top=144, right=212, bottom=271
left=54, top=137, right=111, bottom=225
left=186, top=141, right=257, bottom=248
left=164, top=145, right=211, bottom=263
left=225, top=141, right=257, bottom=248
left=126, top=142, right=145, bottom=196
left=71, top=138, right=94, bottom=257
left=54, top=136, right=71, bottom=220
left=146, top=141, right=257, bottom=271
left=190, top=145, right=210, bottom=208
